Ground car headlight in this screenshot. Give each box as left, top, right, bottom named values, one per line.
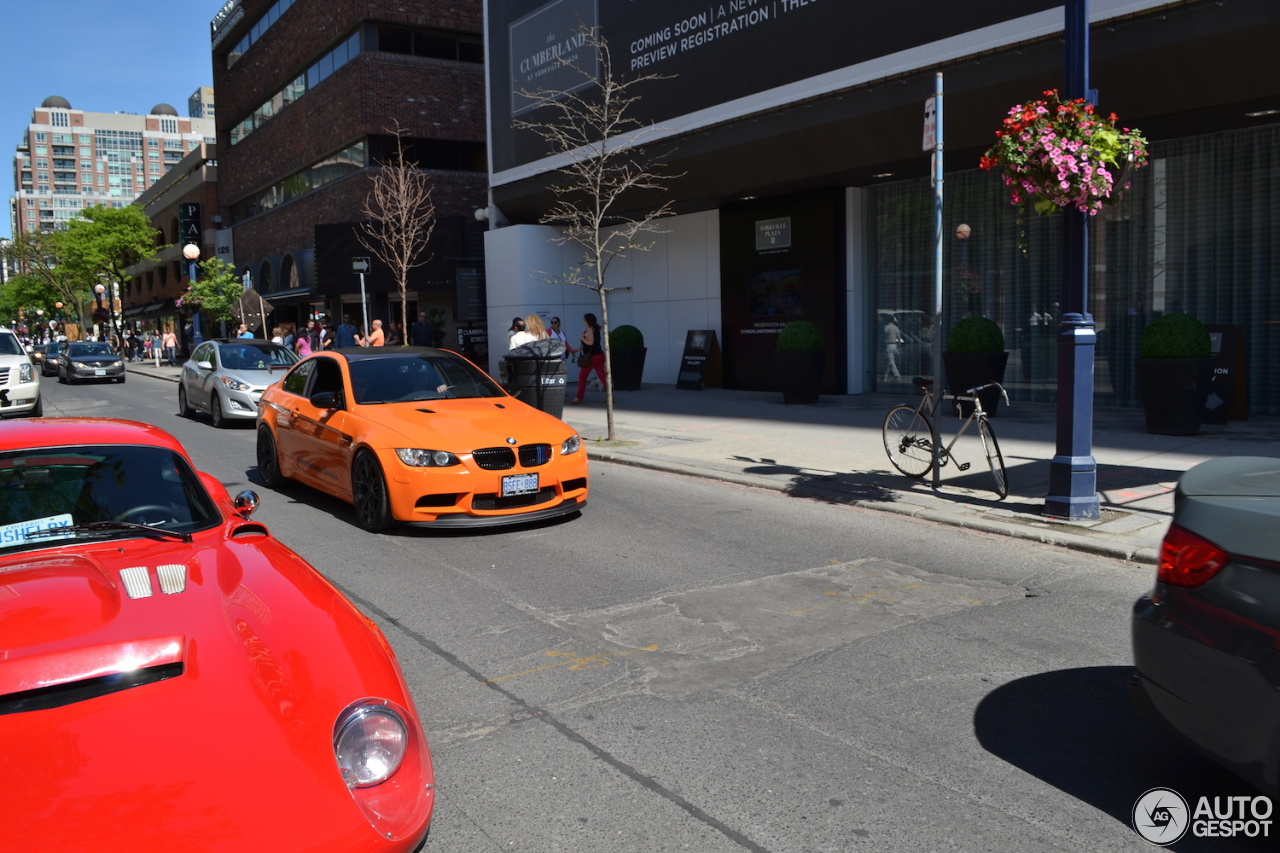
left=72, top=361, right=88, bottom=369
left=395, top=448, right=460, bottom=467
left=219, top=375, right=252, bottom=391
left=110, top=360, right=122, bottom=368
left=18, top=364, right=34, bottom=382
left=334, top=702, right=408, bottom=788
left=561, top=434, right=582, bottom=455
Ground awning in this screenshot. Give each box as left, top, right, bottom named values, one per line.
left=262, top=288, right=317, bottom=305
left=123, top=299, right=177, bottom=318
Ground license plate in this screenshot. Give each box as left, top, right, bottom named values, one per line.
left=501, top=473, right=539, bottom=496
left=94, top=369, right=106, bottom=375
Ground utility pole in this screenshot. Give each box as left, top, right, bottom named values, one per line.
left=1046, top=0, right=1101, bottom=520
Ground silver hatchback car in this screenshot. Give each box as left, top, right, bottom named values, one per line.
left=179, top=339, right=298, bottom=428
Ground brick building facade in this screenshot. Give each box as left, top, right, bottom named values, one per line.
left=211, top=0, right=487, bottom=346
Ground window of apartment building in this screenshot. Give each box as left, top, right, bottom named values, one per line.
left=160, top=118, right=178, bottom=133
left=78, top=134, right=91, bottom=143
left=52, top=134, right=73, bottom=144
left=232, top=31, right=359, bottom=146
left=148, top=150, right=159, bottom=159
left=80, top=147, right=91, bottom=156
left=149, top=164, right=161, bottom=174
left=50, top=111, right=69, bottom=127
left=36, top=171, right=48, bottom=182
left=375, top=25, right=483, bottom=63
left=148, top=138, right=158, bottom=147
left=34, top=132, right=46, bottom=142
left=34, top=146, right=46, bottom=155
left=35, top=158, right=47, bottom=168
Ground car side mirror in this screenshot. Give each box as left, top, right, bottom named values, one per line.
left=196, top=360, right=213, bottom=370
left=233, top=489, right=260, bottom=519
left=309, top=390, right=342, bottom=410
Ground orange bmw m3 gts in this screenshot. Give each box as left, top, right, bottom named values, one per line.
left=256, top=347, right=588, bottom=530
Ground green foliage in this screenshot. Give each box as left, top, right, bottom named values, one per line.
left=1140, top=313, right=1211, bottom=359
left=609, top=324, right=644, bottom=350
left=59, top=205, right=164, bottom=290
left=946, top=316, right=1005, bottom=353
left=179, top=258, right=243, bottom=323
left=777, top=320, right=825, bottom=351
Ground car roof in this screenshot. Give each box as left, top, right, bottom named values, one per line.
left=0, top=418, right=189, bottom=456
left=326, top=346, right=446, bottom=361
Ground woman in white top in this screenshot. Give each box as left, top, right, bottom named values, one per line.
left=509, top=314, right=547, bottom=348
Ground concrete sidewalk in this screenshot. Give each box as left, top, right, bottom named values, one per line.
left=127, top=360, right=1280, bottom=564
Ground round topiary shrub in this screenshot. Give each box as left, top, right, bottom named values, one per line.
left=609, top=324, right=644, bottom=350
left=1139, top=313, right=1211, bottom=359
left=946, top=316, right=1005, bottom=354
left=777, top=320, right=825, bottom=351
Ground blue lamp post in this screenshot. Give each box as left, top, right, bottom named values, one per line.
left=184, top=243, right=202, bottom=346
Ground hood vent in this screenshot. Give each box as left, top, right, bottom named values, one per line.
left=119, top=564, right=189, bottom=599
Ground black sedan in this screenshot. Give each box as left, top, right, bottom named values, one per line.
left=40, top=341, right=62, bottom=376
left=1131, top=456, right=1280, bottom=796
left=58, top=341, right=126, bottom=384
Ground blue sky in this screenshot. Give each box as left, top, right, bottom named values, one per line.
left=2, top=0, right=219, bottom=238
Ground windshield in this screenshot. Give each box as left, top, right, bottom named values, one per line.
left=0, top=445, right=221, bottom=555
left=348, top=353, right=504, bottom=404
left=0, top=334, right=24, bottom=356
left=219, top=343, right=297, bottom=371
left=69, top=343, right=115, bottom=357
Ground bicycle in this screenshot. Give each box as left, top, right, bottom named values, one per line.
left=882, top=377, right=1010, bottom=499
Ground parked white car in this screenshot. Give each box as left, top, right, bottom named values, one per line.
left=0, top=328, right=42, bottom=418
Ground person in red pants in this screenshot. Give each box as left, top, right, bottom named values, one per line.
left=569, top=312, right=605, bottom=404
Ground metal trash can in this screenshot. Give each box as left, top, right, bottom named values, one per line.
left=502, top=339, right=567, bottom=418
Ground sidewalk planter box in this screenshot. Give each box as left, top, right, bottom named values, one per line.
left=1136, top=358, right=1214, bottom=435
left=1136, top=313, right=1213, bottom=436
left=943, top=352, right=1010, bottom=417
left=944, top=316, right=1007, bottom=417
left=775, top=350, right=825, bottom=404
left=608, top=325, right=646, bottom=391
left=775, top=320, right=826, bottom=404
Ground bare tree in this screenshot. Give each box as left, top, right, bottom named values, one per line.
left=514, top=24, right=678, bottom=441
left=358, top=123, right=436, bottom=343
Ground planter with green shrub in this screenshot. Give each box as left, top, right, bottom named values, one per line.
left=608, top=324, right=647, bottom=391
left=1136, top=313, right=1213, bottom=435
left=943, top=316, right=1009, bottom=416
left=775, top=320, right=826, bottom=404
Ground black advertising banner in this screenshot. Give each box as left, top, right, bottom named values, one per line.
left=490, top=0, right=1059, bottom=173
left=178, top=203, right=201, bottom=245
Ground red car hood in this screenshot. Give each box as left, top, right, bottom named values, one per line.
left=366, top=396, right=575, bottom=446
left=0, top=530, right=431, bottom=851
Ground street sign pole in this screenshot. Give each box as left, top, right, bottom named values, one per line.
left=353, top=258, right=370, bottom=342
left=928, top=75, right=944, bottom=490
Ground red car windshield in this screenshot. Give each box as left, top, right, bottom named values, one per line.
left=0, top=445, right=221, bottom=554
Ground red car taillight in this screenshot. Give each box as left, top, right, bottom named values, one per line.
left=1157, top=524, right=1229, bottom=588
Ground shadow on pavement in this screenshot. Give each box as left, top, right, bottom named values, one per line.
left=974, top=665, right=1274, bottom=851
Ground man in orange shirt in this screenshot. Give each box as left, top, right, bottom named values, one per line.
left=367, top=319, right=385, bottom=346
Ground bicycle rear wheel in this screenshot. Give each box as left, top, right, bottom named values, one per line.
left=977, top=417, right=1008, bottom=499
left=883, top=404, right=934, bottom=478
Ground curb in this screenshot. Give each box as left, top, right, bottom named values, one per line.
left=585, top=446, right=1161, bottom=565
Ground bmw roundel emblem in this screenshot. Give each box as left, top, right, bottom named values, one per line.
left=506, top=437, right=517, bottom=445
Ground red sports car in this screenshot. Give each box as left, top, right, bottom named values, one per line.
left=0, top=418, right=434, bottom=851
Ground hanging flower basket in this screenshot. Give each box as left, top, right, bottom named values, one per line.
left=980, top=90, right=1149, bottom=216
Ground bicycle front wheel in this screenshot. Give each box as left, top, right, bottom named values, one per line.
left=883, top=404, right=934, bottom=479
left=977, top=417, right=1009, bottom=499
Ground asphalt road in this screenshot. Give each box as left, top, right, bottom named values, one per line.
left=37, top=376, right=1272, bottom=852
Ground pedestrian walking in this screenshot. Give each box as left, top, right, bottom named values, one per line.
left=547, top=317, right=573, bottom=360
left=410, top=312, right=434, bottom=347
left=161, top=326, right=178, bottom=367
left=336, top=315, right=358, bottom=348
left=570, top=313, right=606, bottom=405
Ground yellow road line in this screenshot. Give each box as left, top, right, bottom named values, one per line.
left=487, top=644, right=659, bottom=684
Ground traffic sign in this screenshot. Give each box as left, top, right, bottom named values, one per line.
left=352, top=257, right=370, bottom=273
left=922, top=96, right=937, bottom=151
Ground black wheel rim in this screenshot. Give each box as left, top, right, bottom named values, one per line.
left=353, top=454, right=385, bottom=528
left=257, top=429, right=278, bottom=484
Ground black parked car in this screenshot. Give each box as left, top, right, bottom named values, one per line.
left=1131, top=456, right=1280, bottom=796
